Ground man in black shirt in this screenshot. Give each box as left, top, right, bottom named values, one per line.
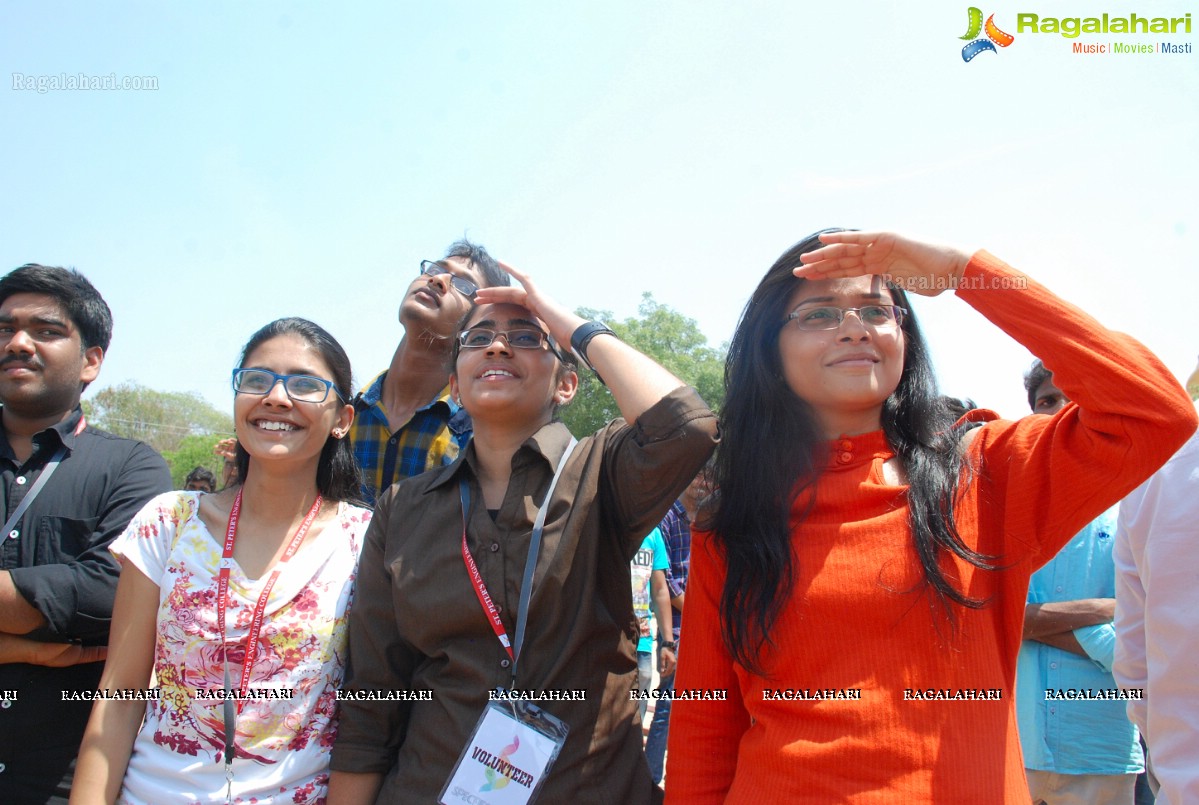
left=0, top=265, right=170, bottom=803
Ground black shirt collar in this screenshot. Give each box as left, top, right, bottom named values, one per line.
left=0, top=406, right=86, bottom=461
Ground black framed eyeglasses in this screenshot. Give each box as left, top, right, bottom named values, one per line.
left=784, top=304, right=907, bottom=331
left=420, top=260, right=479, bottom=300
left=232, top=369, right=343, bottom=403
left=453, top=326, right=572, bottom=365
left=457, top=327, right=551, bottom=350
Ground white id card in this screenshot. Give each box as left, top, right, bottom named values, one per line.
left=439, top=699, right=569, bottom=805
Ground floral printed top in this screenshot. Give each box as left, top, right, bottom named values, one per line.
left=110, top=491, right=371, bottom=805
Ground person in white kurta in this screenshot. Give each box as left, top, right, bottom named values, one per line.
left=71, top=317, right=367, bottom=805
left=1113, top=400, right=1199, bottom=805
left=109, top=491, right=369, bottom=804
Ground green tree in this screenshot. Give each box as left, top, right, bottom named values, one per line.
left=163, top=432, right=227, bottom=488
left=559, top=294, right=725, bottom=436
left=84, top=382, right=233, bottom=455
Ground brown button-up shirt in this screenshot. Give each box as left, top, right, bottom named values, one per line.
left=332, top=387, right=718, bottom=803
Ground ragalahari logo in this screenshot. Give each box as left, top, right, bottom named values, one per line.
left=960, top=7, right=1015, bottom=61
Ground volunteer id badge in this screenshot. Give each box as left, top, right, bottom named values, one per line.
left=439, top=699, right=569, bottom=805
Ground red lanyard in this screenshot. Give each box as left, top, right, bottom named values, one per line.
left=216, top=489, right=323, bottom=702
left=462, top=526, right=514, bottom=661
left=459, top=439, right=577, bottom=686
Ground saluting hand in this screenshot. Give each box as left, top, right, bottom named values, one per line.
left=795, top=231, right=972, bottom=297
left=474, top=262, right=586, bottom=346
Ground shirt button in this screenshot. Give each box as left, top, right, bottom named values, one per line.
left=1055, top=586, right=1063, bottom=593
left=0, top=761, right=6, bottom=772
left=15, top=476, right=26, bottom=485
left=7, top=531, right=16, bottom=540
left=838, top=439, right=853, bottom=450
left=500, top=659, right=511, bottom=668
left=1050, top=662, right=1058, bottom=669
left=489, top=543, right=499, bottom=553
left=389, top=437, right=398, bottom=445
left=838, top=452, right=853, bottom=464
left=0, top=700, right=10, bottom=709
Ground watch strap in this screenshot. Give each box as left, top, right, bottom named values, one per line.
left=569, top=321, right=616, bottom=382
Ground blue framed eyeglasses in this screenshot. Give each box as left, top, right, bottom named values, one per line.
left=232, top=369, right=343, bottom=403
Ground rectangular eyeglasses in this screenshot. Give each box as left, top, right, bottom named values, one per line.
left=232, top=368, right=342, bottom=403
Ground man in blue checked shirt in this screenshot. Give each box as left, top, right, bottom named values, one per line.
left=350, top=240, right=508, bottom=506
left=1016, top=361, right=1143, bottom=805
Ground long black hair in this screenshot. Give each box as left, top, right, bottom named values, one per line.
left=233, top=317, right=363, bottom=503
left=712, top=229, right=994, bottom=673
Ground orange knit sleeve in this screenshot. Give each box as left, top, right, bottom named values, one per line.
left=663, top=529, right=750, bottom=804
left=955, top=251, right=1197, bottom=566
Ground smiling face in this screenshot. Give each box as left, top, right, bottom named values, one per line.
left=450, top=303, right=577, bottom=431
left=0, top=292, right=102, bottom=421
left=777, top=276, right=906, bottom=437
left=399, top=255, right=487, bottom=341
left=234, top=333, right=353, bottom=474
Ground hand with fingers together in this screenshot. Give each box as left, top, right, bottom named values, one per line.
left=474, top=261, right=587, bottom=347
left=795, top=231, right=973, bottom=297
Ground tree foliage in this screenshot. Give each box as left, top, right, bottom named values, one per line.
left=163, top=433, right=227, bottom=488
left=84, top=381, right=233, bottom=455
left=559, top=294, right=725, bottom=436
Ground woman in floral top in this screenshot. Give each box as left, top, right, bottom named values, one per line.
left=73, top=318, right=370, bottom=805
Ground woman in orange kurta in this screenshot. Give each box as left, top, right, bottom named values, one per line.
left=665, top=231, right=1197, bottom=804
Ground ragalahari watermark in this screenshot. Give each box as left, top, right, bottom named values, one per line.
left=13, top=72, right=159, bottom=94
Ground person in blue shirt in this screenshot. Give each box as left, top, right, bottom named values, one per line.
left=1017, top=360, right=1143, bottom=805
left=630, top=527, right=675, bottom=723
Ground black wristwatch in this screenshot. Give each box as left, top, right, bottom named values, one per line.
left=570, top=321, right=616, bottom=383
left=659, top=641, right=677, bottom=651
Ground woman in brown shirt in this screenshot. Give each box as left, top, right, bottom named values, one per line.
left=329, top=264, right=718, bottom=804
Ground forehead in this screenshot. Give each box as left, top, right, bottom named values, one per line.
left=0, top=292, right=74, bottom=326
left=786, top=276, right=895, bottom=309
left=463, top=303, right=545, bottom=331
left=243, top=332, right=332, bottom=375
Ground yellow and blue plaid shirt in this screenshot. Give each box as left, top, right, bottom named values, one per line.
left=350, top=372, right=472, bottom=506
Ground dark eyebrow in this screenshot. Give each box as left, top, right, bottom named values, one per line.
left=793, top=292, right=886, bottom=306
left=245, top=365, right=327, bottom=378
left=0, top=312, right=70, bottom=328
left=465, top=317, right=542, bottom=330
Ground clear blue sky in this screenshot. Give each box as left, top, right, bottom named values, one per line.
left=2, top=1, right=1195, bottom=422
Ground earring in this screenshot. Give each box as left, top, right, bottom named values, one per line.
left=332, top=429, right=344, bottom=439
